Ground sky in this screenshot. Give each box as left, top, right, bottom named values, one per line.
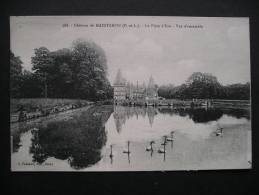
left=10, top=16, right=250, bottom=86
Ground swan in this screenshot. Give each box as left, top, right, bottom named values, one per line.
left=146, top=141, right=155, bottom=151
left=146, top=146, right=152, bottom=151
left=166, top=137, right=174, bottom=142
left=216, top=127, right=223, bottom=136
left=123, top=150, right=130, bottom=154
left=123, top=141, right=131, bottom=154
left=161, top=141, right=167, bottom=146
left=161, top=135, right=168, bottom=145
left=158, top=147, right=166, bottom=153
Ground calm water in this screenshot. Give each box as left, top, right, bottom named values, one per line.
left=11, top=105, right=251, bottom=171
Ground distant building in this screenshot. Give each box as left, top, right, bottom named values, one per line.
left=146, top=76, right=158, bottom=100
left=113, top=69, right=127, bottom=100
left=113, top=69, right=158, bottom=101
left=132, top=82, right=146, bottom=100
left=114, top=84, right=127, bottom=100
left=125, top=82, right=134, bottom=99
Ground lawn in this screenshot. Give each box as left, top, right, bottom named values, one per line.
left=10, top=98, right=92, bottom=113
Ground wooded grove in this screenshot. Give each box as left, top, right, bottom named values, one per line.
left=10, top=39, right=113, bottom=101
left=158, top=72, right=250, bottom=100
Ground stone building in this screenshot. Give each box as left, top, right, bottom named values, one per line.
left=113, top=69, right=158, bottom=101
left=114, top=84, right=127, bottom=100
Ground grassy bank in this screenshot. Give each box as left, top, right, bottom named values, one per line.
left=10, top=98, right=93, bottom=114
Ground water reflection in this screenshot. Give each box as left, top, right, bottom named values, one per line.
left=188, top=108, right=223, bottom=123
left=122, top=141, right=131, bottom=164
left=24, top=106, right=113, bottom=169
left=113, top=106, right=158, bottom=133
left=12, top=122, right=34, bottom=153
left=30, top=129, right=48, bottom=164
left=150, top=150, right=153, bottom=158
left=220, top=108, right=250, bottom=119
left=113, top=106, right=250, bottom=131
left=11, top=105, right=251, bottom=171
left=171, top=140, right=174, bottom=149
left=109, top=145, right=114, bottom=164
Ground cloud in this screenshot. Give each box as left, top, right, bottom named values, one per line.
left=134, top=38, right=163, bottom=58
left=106, top=34, right=165, bottom=84
left=11, top=16, right=250, bottom=86
left=176, top=59, right=202, bottom=69
left=124, top=66, right=151, bottom=84
left=112, top=32, right=140, bottom=45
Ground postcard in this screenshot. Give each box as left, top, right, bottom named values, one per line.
left=10, top=16, right=251, bottom=171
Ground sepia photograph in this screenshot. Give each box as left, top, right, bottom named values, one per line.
left=10, top=16, right=251, bottom=171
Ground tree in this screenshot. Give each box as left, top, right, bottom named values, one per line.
left=71, top=39, right=111, bottom=100
left=10, top=51, right=23, bottom=98
left=49, top=48, right=73, bottom=98
left=158, top=84, right=175, bottom=99
left=158, top=72, right=250, bottom=100
left=31, top=47, right=54, bottom=98
left=19, top=70, right=43, bottom=98
left=185, top=72, right=222, bottom=99
left=23, top=40, right=112, bottom=100
left=223, top=82, right=250, bottom=100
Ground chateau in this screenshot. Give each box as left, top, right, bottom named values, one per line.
left=113, top=69, right=158, bottom=101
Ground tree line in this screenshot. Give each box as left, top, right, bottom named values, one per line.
left=10, top=39, right=113, bottom=101
left=158, top=72, right=250, bottom=100
left=10, top=39, right=250, bottom=101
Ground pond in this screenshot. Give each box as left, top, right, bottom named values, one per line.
left=11, top=105, right=251, bottom=171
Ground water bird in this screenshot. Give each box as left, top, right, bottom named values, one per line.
left=158, top=148, right=166, bottom=153
left=146, top=141, right=155, bottom=151
left=166, top=137, right=174, bottom=142
left=166, top=130, right=174, bottom=141
left=158, top=145, right=166, bottom=153
left=123, top=141, right=131, bottom=154
left=216, top=127, right=223, bottom=136
left=158, top=137, right=166, bottom=153
left=161, top=136, right=167, bottom=146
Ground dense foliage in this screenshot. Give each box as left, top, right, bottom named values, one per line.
left=10, top=51, right=23, bottom=97
left=158, top=72, right=250, bottom=100
left=10, top=39, right=113, bottom=100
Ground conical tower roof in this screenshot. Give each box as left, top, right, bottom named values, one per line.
left=114, top=69, right=126, bottom=85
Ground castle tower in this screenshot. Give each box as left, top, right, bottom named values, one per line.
left=113, top=69, right=126, bottom=100
left=146, top=75, right=158, bottom=99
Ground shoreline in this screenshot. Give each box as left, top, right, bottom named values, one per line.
left=10, top=98, right=250, bottom=124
